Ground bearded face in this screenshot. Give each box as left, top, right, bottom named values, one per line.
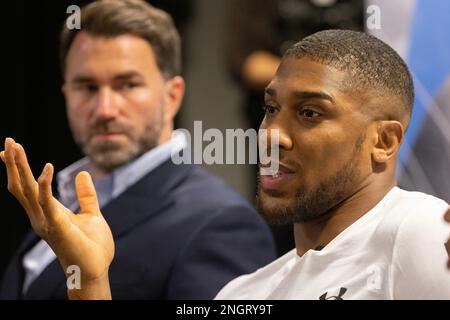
left=257, top=57, right=372, bottom=225
left=64, top=33, right=171, bottom=174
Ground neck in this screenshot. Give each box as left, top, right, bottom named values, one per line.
left=89, top=163, right=110, bottom=180
left=294, top=176, right=396, bottom=257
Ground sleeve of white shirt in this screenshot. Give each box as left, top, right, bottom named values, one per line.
left=391, top=201, right=450, bottom=299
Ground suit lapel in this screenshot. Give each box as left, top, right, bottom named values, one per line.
left=103, top=160, right=193, bottom=238
left=16, top=231, right=41, bottom=258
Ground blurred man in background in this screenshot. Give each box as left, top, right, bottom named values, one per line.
left=0, top=0, right=276, bottom=300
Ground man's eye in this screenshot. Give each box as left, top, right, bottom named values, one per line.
left=263, top=105, right=277, bottom=115
left=299, top=108, right=321, bottom=118
left=124, top=82, right=139, bottom=88
left=77, top=84, right=98, bottom=92
left=119, top=82, right=141, bottom=90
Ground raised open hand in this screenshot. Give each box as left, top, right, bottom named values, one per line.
left=1, top=138, right=114, bottom=299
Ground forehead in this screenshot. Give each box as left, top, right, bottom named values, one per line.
left=267, top=57, right=356, bottom=104
left=65, top=32, right=159, bottom=78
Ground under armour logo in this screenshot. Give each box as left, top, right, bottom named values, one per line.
left=319, top=287, right=347, bottom=300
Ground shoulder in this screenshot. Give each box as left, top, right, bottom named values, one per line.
left=393, top=187, right=448, bottom=210
left=390, top=188, right=449, bottom=261
left=378, top=188, right=449, bottom=261
left=383, top=188, right=450, bottom=298
left=172, top=165, right=258, bottom=215
left=384, top=188, right=449, bottom=237
left=167, top=164, right=275, bottom=256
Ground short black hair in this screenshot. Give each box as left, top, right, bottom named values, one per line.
left=284, top=29, right=414, bottom=126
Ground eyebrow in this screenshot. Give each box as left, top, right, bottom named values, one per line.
left=113, top=71, right=144, bottom=81
left=265, top=87, right=335, bottom=104
left=70, top=71, right=144, bottom=84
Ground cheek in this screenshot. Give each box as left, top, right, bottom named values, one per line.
left=67, top=107, right=85, bottom=132
left=124, top=101, right=163, bottom=133
left=128, top=89, right=164, bottom=115
left=65, top=94, right=93, bottom=128
left=293, top=131, right=339, bottom=163
left=296, top=131, right=351, bottom=178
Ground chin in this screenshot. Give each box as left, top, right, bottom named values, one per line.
left=256, top=193, right=296, bottom=226
left=87, top=144, right=139, bottom=170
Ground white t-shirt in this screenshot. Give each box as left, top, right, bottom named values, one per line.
left=215, top=187, right=450, bottom=300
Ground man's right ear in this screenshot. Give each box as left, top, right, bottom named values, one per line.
left=163, top=75, right=185, bottom=122
left=371, top=120, right=404, bottom=164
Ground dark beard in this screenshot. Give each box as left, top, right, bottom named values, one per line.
left=72, top=112, right=163, bottom=173
left=257, top=134, right=365, bottom=225
left=82, top=126, right=161, bottom=173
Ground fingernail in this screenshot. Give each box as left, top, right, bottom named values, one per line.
left=39, top=164, right=50, bottom=182
left=5, top=138, right=16, bottom=150
left=5, top=139, right=15, bottom=155
left=44, top=163, right=53, bottom=175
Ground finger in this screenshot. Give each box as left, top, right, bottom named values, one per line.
left=75, top=171, right=101, bottom=216
left=38, top=163, right=61, bottom=224
left=444, top=208, right=450, bottom=222
left=14, top=143, right=39, bottom=203
left=0, top=150, right=5, bottom=162
left=4, top=138, right=26, bottom=202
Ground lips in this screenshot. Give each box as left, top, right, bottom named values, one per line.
left=259, top=162, right=296, bottom=190
left=259, top=162, right=295, bottom=174
left=91, top=132, right=126, bottom=143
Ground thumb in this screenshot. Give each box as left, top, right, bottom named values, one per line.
left=75, top=171, right=101, bottom=216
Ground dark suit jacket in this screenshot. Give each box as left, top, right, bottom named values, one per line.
left=0, top=160, right=276, bottom=299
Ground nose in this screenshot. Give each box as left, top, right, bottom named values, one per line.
left=94, top=87, right=119, bottom=120
left=260, top=117, right=293, bottom=151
